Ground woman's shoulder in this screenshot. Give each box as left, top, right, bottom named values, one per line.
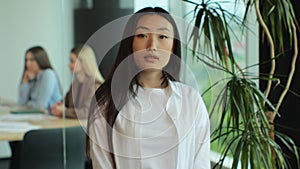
left=171, top=81, right=201, bottom=97
left=41, top=68, right=55, bottom=75
left=83, top=74, right=94, bottom=81
left=82, top=74, right=99, bottom=84
left=81, top=74, right=103, bottom=89
left=39, top=69, right=57, bottom=80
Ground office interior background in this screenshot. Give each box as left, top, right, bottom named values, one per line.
left=3, top=0, right=299, bottom=168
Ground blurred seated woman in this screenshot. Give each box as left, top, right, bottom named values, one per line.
left=18, top=46, right=62, bottom=111
left=50, top=44, right=104, bottom=119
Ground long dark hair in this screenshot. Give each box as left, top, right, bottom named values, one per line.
left=87, top=7, right=182, bottom=168
left=25, top=46, right=53, bottom=68
left=21, top=46, right=53, bottom=82
left=21, top=46, right=63, bottom=96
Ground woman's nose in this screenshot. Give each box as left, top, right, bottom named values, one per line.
left=147, top=36, right=157, bottom=51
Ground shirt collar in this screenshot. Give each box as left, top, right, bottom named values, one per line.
left=130, top=80, right=182, bottom=121
left=168, top=80, right=182, bottom=98
left=165, top=80, right=182, bottom=121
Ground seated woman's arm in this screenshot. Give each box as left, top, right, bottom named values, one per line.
left=18, top=82, right=31, bottom=106
left=26, top=69, right=61, bottom=109
left=65, top=79, right=100, bottom=119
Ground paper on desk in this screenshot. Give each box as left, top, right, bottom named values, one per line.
left=0, top=98, right=19, bottom=112
left=0, top=122, right=40, bottom=132
left=0, top=114, right=57, bottom=121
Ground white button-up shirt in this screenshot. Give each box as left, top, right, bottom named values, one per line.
left=89, top=81, right=210, bottom=169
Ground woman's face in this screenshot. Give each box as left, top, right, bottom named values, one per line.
left=68, top=53, right=78, bottom=74
left=132, top=14, right=174, bottom=71
left=25, top=52, right=40, bottom=73
left=69, top=53, right=83, bottom=74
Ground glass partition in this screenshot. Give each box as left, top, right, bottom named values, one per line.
left=0, top=0, right=75, bottom=169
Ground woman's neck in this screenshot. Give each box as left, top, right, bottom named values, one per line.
left=137, top=70, right=167, bottom=88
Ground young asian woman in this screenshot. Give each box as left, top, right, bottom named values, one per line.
left=87, top=7, right=210, bottom=169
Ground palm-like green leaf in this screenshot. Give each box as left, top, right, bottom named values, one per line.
left=184, top=0, right=244, bottom=72
left=181, top=0, right=299, bottom=168
left=256, top=0, right=297, bottom=50
left=208, top=74, right=299, bottom=168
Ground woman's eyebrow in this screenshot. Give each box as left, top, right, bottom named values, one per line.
left=157, top=27, right=171, bottom=32
left=136, top=26, right=150, bottom=31
left=136, top=26, right=171, bottom=32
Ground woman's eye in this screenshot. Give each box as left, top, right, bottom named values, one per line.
left=136, top=34, right=147, bottom=38
left=26, top=58, right=35, bottom=62
left=159, top=35, right=168, bottom=39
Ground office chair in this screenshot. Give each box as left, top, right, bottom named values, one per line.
left=19, top=126, right=86, bottom=169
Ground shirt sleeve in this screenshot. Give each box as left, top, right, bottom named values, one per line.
left=18, top=82, right=31, bottom=106
left=194, top=95, right=211, bottom=169
left=89, top=109, right=114, bottom=169
left=26, top=70, right=58, bottom=109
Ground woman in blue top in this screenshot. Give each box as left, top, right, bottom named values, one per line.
left=18, top=46, right=62, bottom=111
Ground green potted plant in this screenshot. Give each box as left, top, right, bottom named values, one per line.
left=181, top=0, right=299, bottom=168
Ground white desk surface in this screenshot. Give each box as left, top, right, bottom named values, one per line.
left=0, top=99, right=86, bottom=141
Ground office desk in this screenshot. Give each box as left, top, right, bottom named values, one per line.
left=0, top=99, right=88, bottom=169
left=0, top=112, right=87, bottom=169
left=0, top=113, right=87, bottom=141
left=0, top=98, right=87, bottom=141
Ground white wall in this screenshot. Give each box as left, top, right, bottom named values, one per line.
left=0, top=0, right=75, bottom=158
left=0, top=0, right=75, bottom=102
left=134, top=0, right=168, bottom=12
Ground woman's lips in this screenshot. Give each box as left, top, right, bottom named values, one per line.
left=144, top=55, right=159, bottom=63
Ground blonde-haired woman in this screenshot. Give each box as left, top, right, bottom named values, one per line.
left=51, top=44, right=104, bottom=118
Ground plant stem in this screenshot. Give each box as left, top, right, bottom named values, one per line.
left=273, top=19, right=298, bottom=121
left=254, top=0, right=276, bottom=102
